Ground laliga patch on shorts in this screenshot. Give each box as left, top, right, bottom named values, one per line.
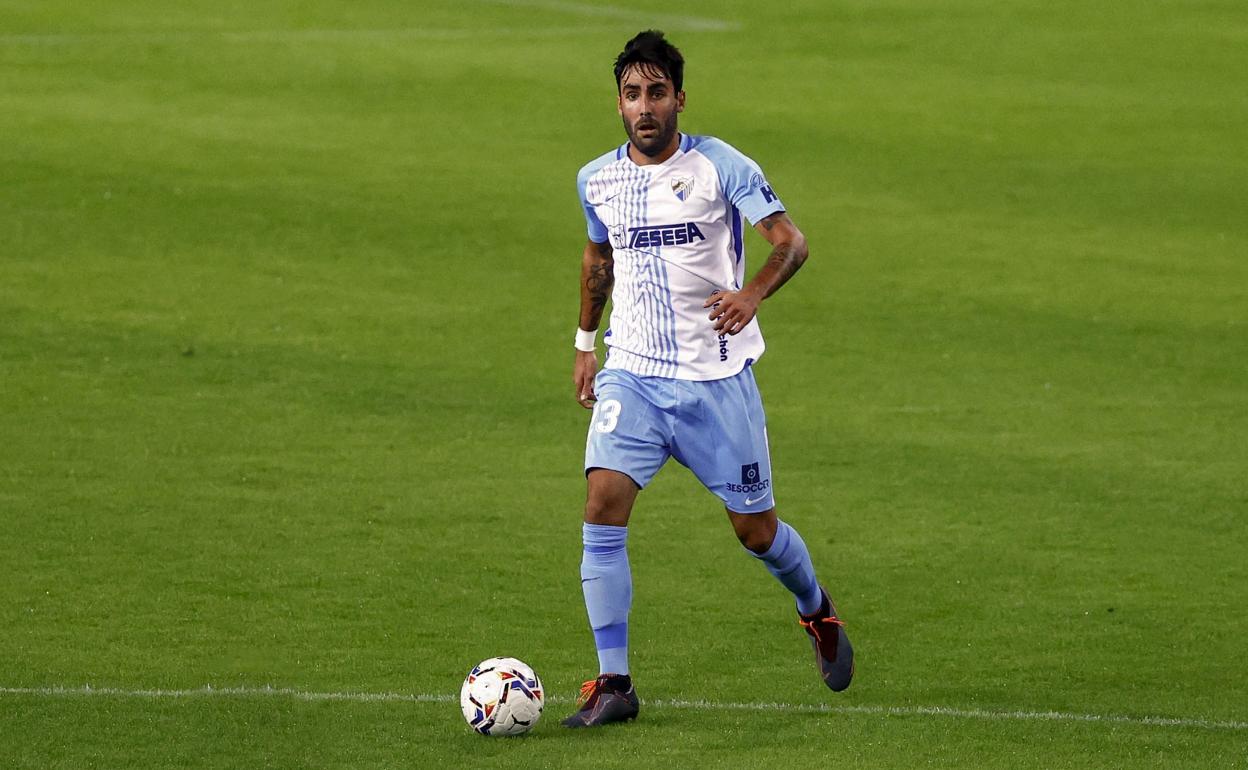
left=741, top=463, right=760, bottom=484
left=726, top=462, right=770, bottom=495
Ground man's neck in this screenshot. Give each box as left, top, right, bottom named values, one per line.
left=628, top=135, right=680, bottom=166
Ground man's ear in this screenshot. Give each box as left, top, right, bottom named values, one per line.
left=676, top=90, right=686, bottom=113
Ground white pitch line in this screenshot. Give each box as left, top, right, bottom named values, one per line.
left=0, top=685, right=453, bottom=704
left=2, top=685, right=1245, bottom=732
left=0, top=3, right=737, bottom=47
left=656, top=698, right=1248, bottom=731
left=478, top=0, right=739, bottom=31
left=0, top=26, right=643, bottom=46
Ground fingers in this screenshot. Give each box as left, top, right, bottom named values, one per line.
left=573, top=352, right=598, bottom=408
left=707, top=297, right=726, bottom=323
left=712, top=307, right=751, bottom=335
left=708, top=290, right=758, bottom=335
left=711, top=302, right=735, bottom=332
left=574, top=374, right=597, bottom=408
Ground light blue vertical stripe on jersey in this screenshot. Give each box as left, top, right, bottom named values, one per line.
left=622, top=160, right=638, bottom=371
left=648, top=179, right=678, bottom=377
left=627, top=163, right=647, bottom=375
left=645, top=164, right=675, bottom=376
left=638, top=163, right=668, bottom=374
left=603, top=157, right=662, bottom=377
left=644, top=164, right=669, bottom=376
left=606, top=156, right=683, bottom=377
left=628, top=162, right=658, bottom=375
left=610, top=159, right=641, bottom=372
left=657, top=259, right=677, bottom=377
left=639, top=163, right=673, bottom=376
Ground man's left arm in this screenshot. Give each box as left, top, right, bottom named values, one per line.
left=704, top=211, right=808, bottom=335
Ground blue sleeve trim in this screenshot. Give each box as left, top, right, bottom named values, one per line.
left=730, top=204, right=744, bottom=268
left=689, top=136, right=785, bottom=225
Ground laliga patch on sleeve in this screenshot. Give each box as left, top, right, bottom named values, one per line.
left=750, top=172, right=778, bottom=204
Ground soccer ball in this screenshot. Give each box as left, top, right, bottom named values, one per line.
left=459, top=657, right=544, bottom=736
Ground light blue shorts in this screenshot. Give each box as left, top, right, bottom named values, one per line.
left=584, top=366, right=775, bottom=514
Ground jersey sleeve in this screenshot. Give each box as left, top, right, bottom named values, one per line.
left=697, top=138, right=785, bottom=225
left=576, top=165, right=609, bottom=243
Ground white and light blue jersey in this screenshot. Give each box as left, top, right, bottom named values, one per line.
left=577, top=133, right=785, bottom=381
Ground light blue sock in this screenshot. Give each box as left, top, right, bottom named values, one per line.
left=751, top=520, right=824, bottom=615
left=580, top=523, right=631, bottom=675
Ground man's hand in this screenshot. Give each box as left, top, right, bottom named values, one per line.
left=573, top=350, right=598, bottom=408
left=704, top=287, right=763, bottom=336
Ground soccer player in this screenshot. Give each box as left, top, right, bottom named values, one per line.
left=562, top=31, right=854, bottom=728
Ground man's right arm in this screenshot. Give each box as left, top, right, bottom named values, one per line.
left=573, top=239, right=614, bottom=409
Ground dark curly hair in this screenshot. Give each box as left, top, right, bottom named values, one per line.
left=614, top=30, right=684, bottom=93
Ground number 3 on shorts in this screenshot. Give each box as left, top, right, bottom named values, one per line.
left=594, top=399, right=622, bottom=434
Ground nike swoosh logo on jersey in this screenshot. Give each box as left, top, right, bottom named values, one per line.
left=745, top=493, right=768, bottom=506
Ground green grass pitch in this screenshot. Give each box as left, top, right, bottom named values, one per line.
left=2, top=0, right=1246, bottom=767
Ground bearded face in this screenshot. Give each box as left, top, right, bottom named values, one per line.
left=617, top=63, right=684, bottom=159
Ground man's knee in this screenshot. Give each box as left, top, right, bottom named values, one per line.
left=728, top=508, right=778, bottom=553
left=584, top=468, right=639, bottom=526
left=584, top=495, right=629, bottom=525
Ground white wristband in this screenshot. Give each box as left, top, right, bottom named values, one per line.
left=574, top=327, right=596, bottom=352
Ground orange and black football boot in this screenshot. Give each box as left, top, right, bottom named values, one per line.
left=798, top=585, right=854, bottom=691
left=560, top=674, right=640, bottom=728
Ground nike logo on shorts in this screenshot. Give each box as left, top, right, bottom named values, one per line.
left=744, top=493, right=768, bottom=506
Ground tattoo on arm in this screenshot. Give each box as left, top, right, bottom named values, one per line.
left=580, top=241, right=614, bottom=329
left=764, top=242, right=805, bottom=287
left=748, top=213, right=808, bottom=299
left=587, top=262, right=613, bottom=317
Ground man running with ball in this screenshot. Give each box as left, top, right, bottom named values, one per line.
left=564, top=30, right=855, bottom=728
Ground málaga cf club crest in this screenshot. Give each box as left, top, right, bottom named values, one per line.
left=671, top=176, right=694, bottom=202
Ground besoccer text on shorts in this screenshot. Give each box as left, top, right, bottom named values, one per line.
left=564, top=30, right=855, bottom=729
